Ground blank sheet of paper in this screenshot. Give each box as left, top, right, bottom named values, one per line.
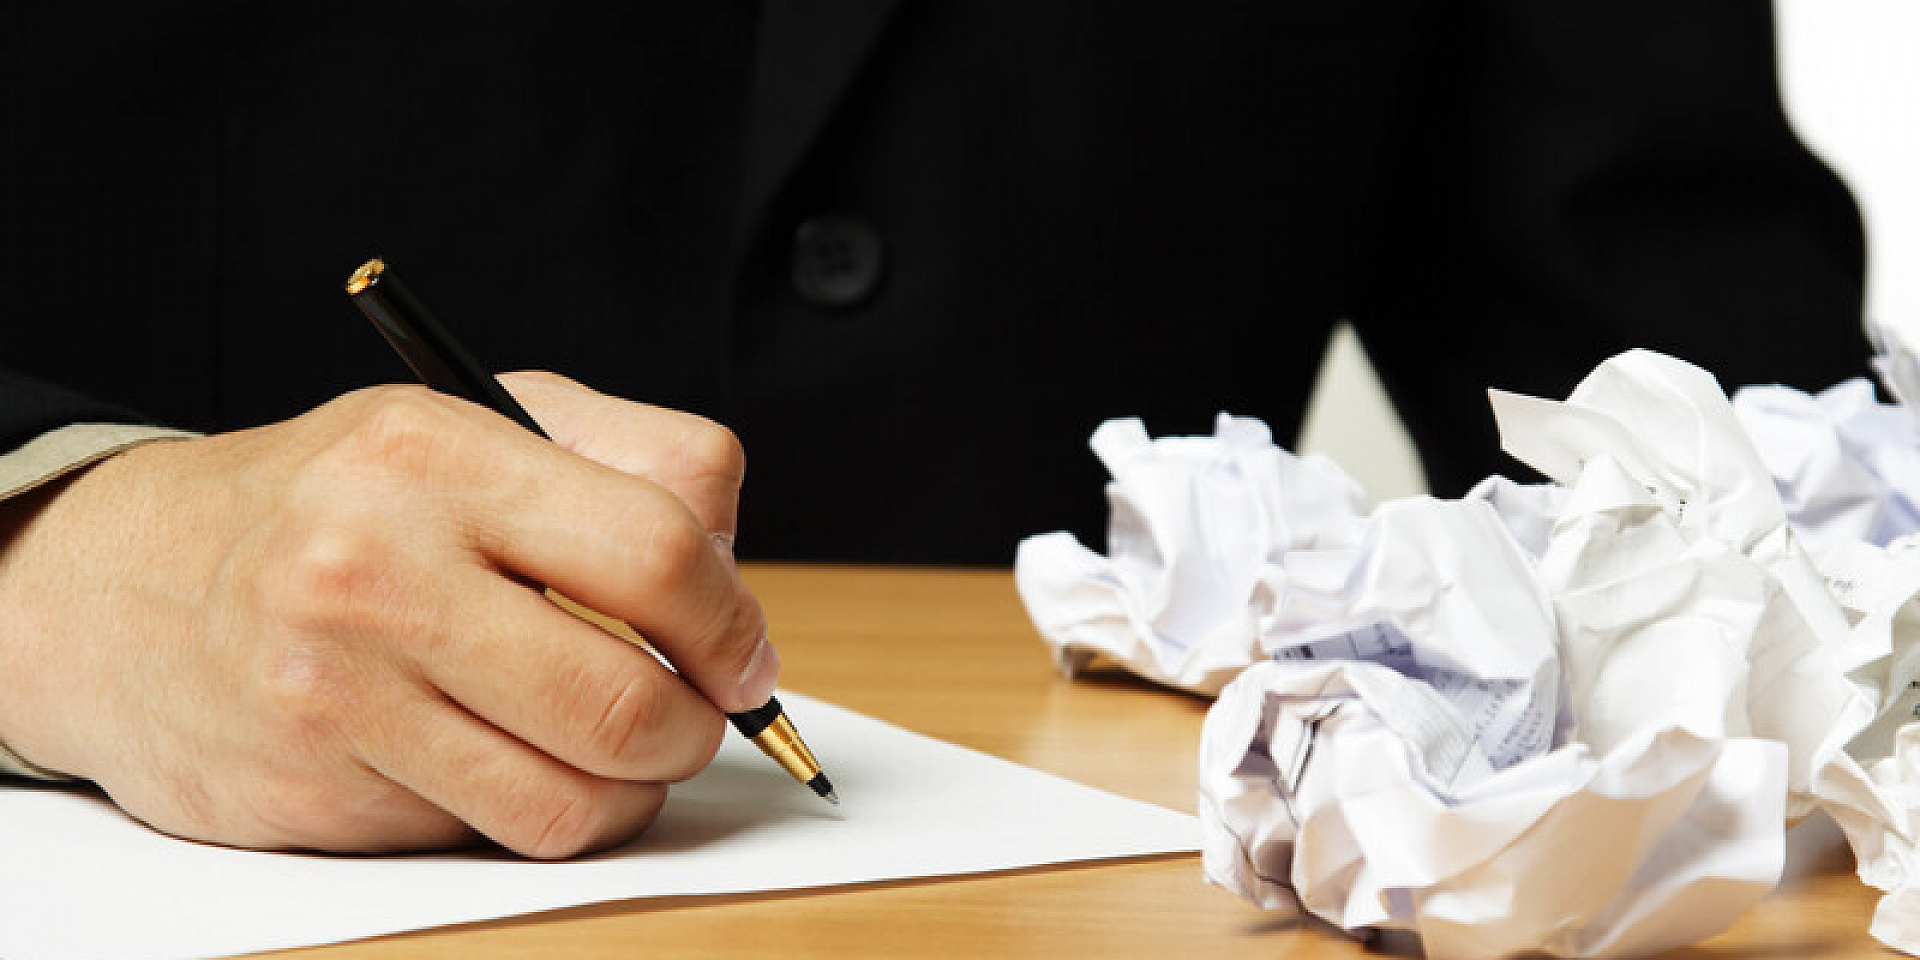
left=0, top=693, right=1199, bottom=960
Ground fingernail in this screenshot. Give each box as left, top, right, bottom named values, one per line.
left=734, top=633, right=781, bottom=709
left=711, top=531, right=737, bottom=561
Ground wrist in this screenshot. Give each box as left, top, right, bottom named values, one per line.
left=0, top=475, right=88, bottom=780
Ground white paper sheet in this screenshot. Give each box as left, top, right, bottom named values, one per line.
left=0, top=693, right=1200, bottom=960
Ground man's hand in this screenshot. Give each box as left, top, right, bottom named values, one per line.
left=0, top=372, right=773, bottom=858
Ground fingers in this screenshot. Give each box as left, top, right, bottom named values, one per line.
left=443, top=416, right=776, bottom=713
left=318, top=384, right=776, bottom=714
left=498, top=371, right=746, bottom=541
left=289, top=382, right=771, bottom=859
left=235, top=769, right=477, bottom=856
left=418, top=567, right=727, bottom=782
left=356, top=686, right=669, bottom=859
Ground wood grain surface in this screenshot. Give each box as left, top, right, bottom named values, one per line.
left=278, top=564, right=1889, bottom=960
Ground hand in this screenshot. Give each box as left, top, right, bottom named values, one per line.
left=0, top=372, right=773, bottom=857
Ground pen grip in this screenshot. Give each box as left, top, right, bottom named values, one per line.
left=345, top=257, right=834, bottom=803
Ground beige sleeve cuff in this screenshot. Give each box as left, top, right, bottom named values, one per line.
left=0, top=422, right=199, bottom=780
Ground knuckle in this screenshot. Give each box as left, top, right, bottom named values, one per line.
left=512, top=782, right=606, bottom=860
left=679, top=419, right=746, bottom=492
left=633, top=515, right=710, bottom=592
left=570, top=668, right=725, bottom=781
left=579, top=672, right=660, bottom=769
left=330, top=385, right=465, bottom=479
left=258, top=523, right=402, bottom=633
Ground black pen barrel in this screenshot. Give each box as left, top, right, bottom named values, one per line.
left=345, top=258, right=547, bottom=438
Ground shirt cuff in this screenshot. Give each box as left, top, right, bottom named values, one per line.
left=0, top=742, right=67, bottom=780
left=1, top=422, right=200, bottom=781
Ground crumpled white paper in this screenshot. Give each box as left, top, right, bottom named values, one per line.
left=1463, top=474, right=1568, bottom=561
left=1014, top=414, right=1368, bottom=695
left=1019, top=349, right=1920, bottom=958
left=1488, top=350, right=1867, bottom=815
left=1204, top=662, right=1787, bottom=959
left=1733, top=377, right=1920, bottom=553
left=1737, top=314, right=1920, bottom=554
left=1795, top=533, right=1920, bottom=948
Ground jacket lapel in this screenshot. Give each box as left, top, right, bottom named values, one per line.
left=735, top=0, right=902, bottom=237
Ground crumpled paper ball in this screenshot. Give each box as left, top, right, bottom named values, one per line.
left=1019, top=350, right=1920, bottom=958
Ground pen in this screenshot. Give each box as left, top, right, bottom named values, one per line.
left=343, top=256, right=837, bottom=805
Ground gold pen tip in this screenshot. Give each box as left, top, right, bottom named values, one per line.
left=345, top=257, right=387, bottom=296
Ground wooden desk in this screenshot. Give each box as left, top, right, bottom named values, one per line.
left=290, top=565, right=1891, bottom=960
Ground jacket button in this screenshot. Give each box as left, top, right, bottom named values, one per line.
left=791, top=215, right=884, bottom=308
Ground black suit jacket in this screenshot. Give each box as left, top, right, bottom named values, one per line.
left=0, top=1, right=1866, bottom=563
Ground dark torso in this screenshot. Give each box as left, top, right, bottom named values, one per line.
left=0, top=2, right=1866, bottom=562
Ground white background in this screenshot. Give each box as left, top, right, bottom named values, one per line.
left=1297, top=0, right=1920, bottom=502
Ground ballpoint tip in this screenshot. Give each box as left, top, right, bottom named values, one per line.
left=806, top=771, right=837, bottom=805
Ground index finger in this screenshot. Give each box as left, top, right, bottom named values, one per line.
left=499, top=371, right=744, bottom=542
